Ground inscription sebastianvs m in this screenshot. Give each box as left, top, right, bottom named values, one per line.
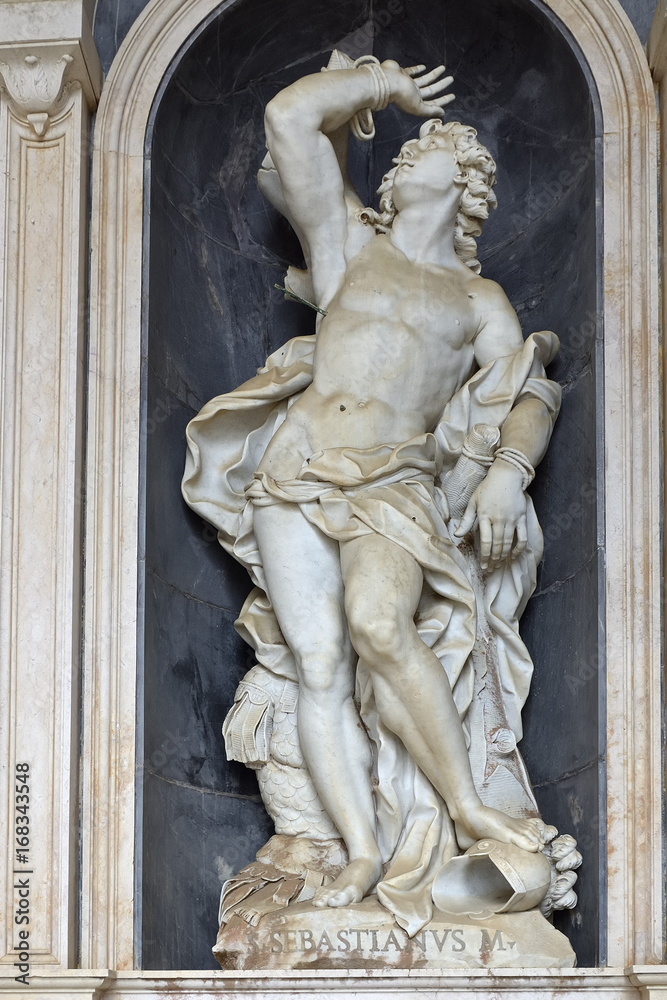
left=268, top=925, right=513, bottom=957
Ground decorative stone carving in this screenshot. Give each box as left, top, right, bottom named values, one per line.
left=183, top=53, right=583, bottom=967
left=0, top=51, right=74, bottom=134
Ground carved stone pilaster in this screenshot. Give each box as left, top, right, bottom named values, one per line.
left=0, top=2, right=101, bottom=971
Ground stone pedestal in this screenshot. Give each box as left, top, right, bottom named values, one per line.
left=213, top=897, right=575, bottom=971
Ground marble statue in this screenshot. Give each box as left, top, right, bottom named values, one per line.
left=182, top=52, right=581, bottom=965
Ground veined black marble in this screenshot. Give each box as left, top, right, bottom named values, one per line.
left=93, top=0, right=657, bottom=75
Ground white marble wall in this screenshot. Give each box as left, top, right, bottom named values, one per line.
left=0, top=0, right=665, bottom=995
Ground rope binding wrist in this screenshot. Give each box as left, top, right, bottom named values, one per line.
left=494, top=447, right=536, bottom=490
left=355, top=56, right=391, bottom=112
left=322, top=50, right=390, bottom=141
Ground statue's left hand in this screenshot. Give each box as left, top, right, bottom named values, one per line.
left=454, top=461, right=528, bottom=572
left=381, top=61, right=455, bottom=118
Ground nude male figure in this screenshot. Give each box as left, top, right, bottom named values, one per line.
left=252, top=58, right=551, bottom=907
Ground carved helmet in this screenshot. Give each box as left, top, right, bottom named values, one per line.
left=431, top=838, right=552, bottom=918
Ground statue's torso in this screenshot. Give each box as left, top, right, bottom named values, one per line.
left=258, top=235, right=479, bottom=480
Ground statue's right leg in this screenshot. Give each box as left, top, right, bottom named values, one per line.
left=253, top=503, right=382, bottom=905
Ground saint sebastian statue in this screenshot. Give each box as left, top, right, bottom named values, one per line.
left=183, top=54, right=569, bottom=935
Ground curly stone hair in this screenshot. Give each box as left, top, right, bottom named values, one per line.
left=360, top=119, right=497, bottom=274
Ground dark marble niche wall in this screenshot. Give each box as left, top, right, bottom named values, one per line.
left=93, top=0, right=658, bottom=75
left=142, top=0, right=601, bottom=970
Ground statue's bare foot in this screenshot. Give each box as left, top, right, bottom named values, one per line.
left=312, top=856, right=382, bottom=908
left=455, top=803, right=546, bottom=853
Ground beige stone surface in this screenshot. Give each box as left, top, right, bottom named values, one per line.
left=214, top=896, right=575, bottom=971
left=4, top=966, right=667, bottom=1000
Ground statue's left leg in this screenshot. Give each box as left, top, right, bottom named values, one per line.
left=340, top=531, right=547, bottom=854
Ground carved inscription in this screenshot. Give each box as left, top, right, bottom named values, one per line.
left=268, top=925, right=513, bottom=957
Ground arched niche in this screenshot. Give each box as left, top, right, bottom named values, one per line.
left=83, top=0, right=661, bottom=976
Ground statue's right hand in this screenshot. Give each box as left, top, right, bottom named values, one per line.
left=454, top=460, right=528, bottom=573
left=381, top=61, right=455, bottom=118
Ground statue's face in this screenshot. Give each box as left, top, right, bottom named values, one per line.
left=391, top=128, right=459, bottom=209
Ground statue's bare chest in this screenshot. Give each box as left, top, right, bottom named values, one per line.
left=335, top=238, right=478, bottom=354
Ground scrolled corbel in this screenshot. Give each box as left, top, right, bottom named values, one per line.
left=0, top=51, right=74, bottom=136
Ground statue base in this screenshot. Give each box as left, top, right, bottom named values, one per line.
left=213, top=896, right=576, bottom=970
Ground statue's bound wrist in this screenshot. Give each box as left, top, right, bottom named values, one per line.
left=355, top=57, right=391, bottom=111
left=493, top=448, right=536, bottom=490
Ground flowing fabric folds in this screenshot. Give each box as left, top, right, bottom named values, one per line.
left=182, top=330, right=561, bottom=935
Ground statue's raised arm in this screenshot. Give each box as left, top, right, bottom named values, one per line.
left=260, top=59, right=454, bottom=307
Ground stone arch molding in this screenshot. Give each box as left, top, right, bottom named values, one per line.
left=84, top=0, right=661, bottom=977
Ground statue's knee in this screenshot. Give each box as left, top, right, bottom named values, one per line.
left=348, top=611, right=404, bottom=666
left=295, top=652, right=349, bottom=698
